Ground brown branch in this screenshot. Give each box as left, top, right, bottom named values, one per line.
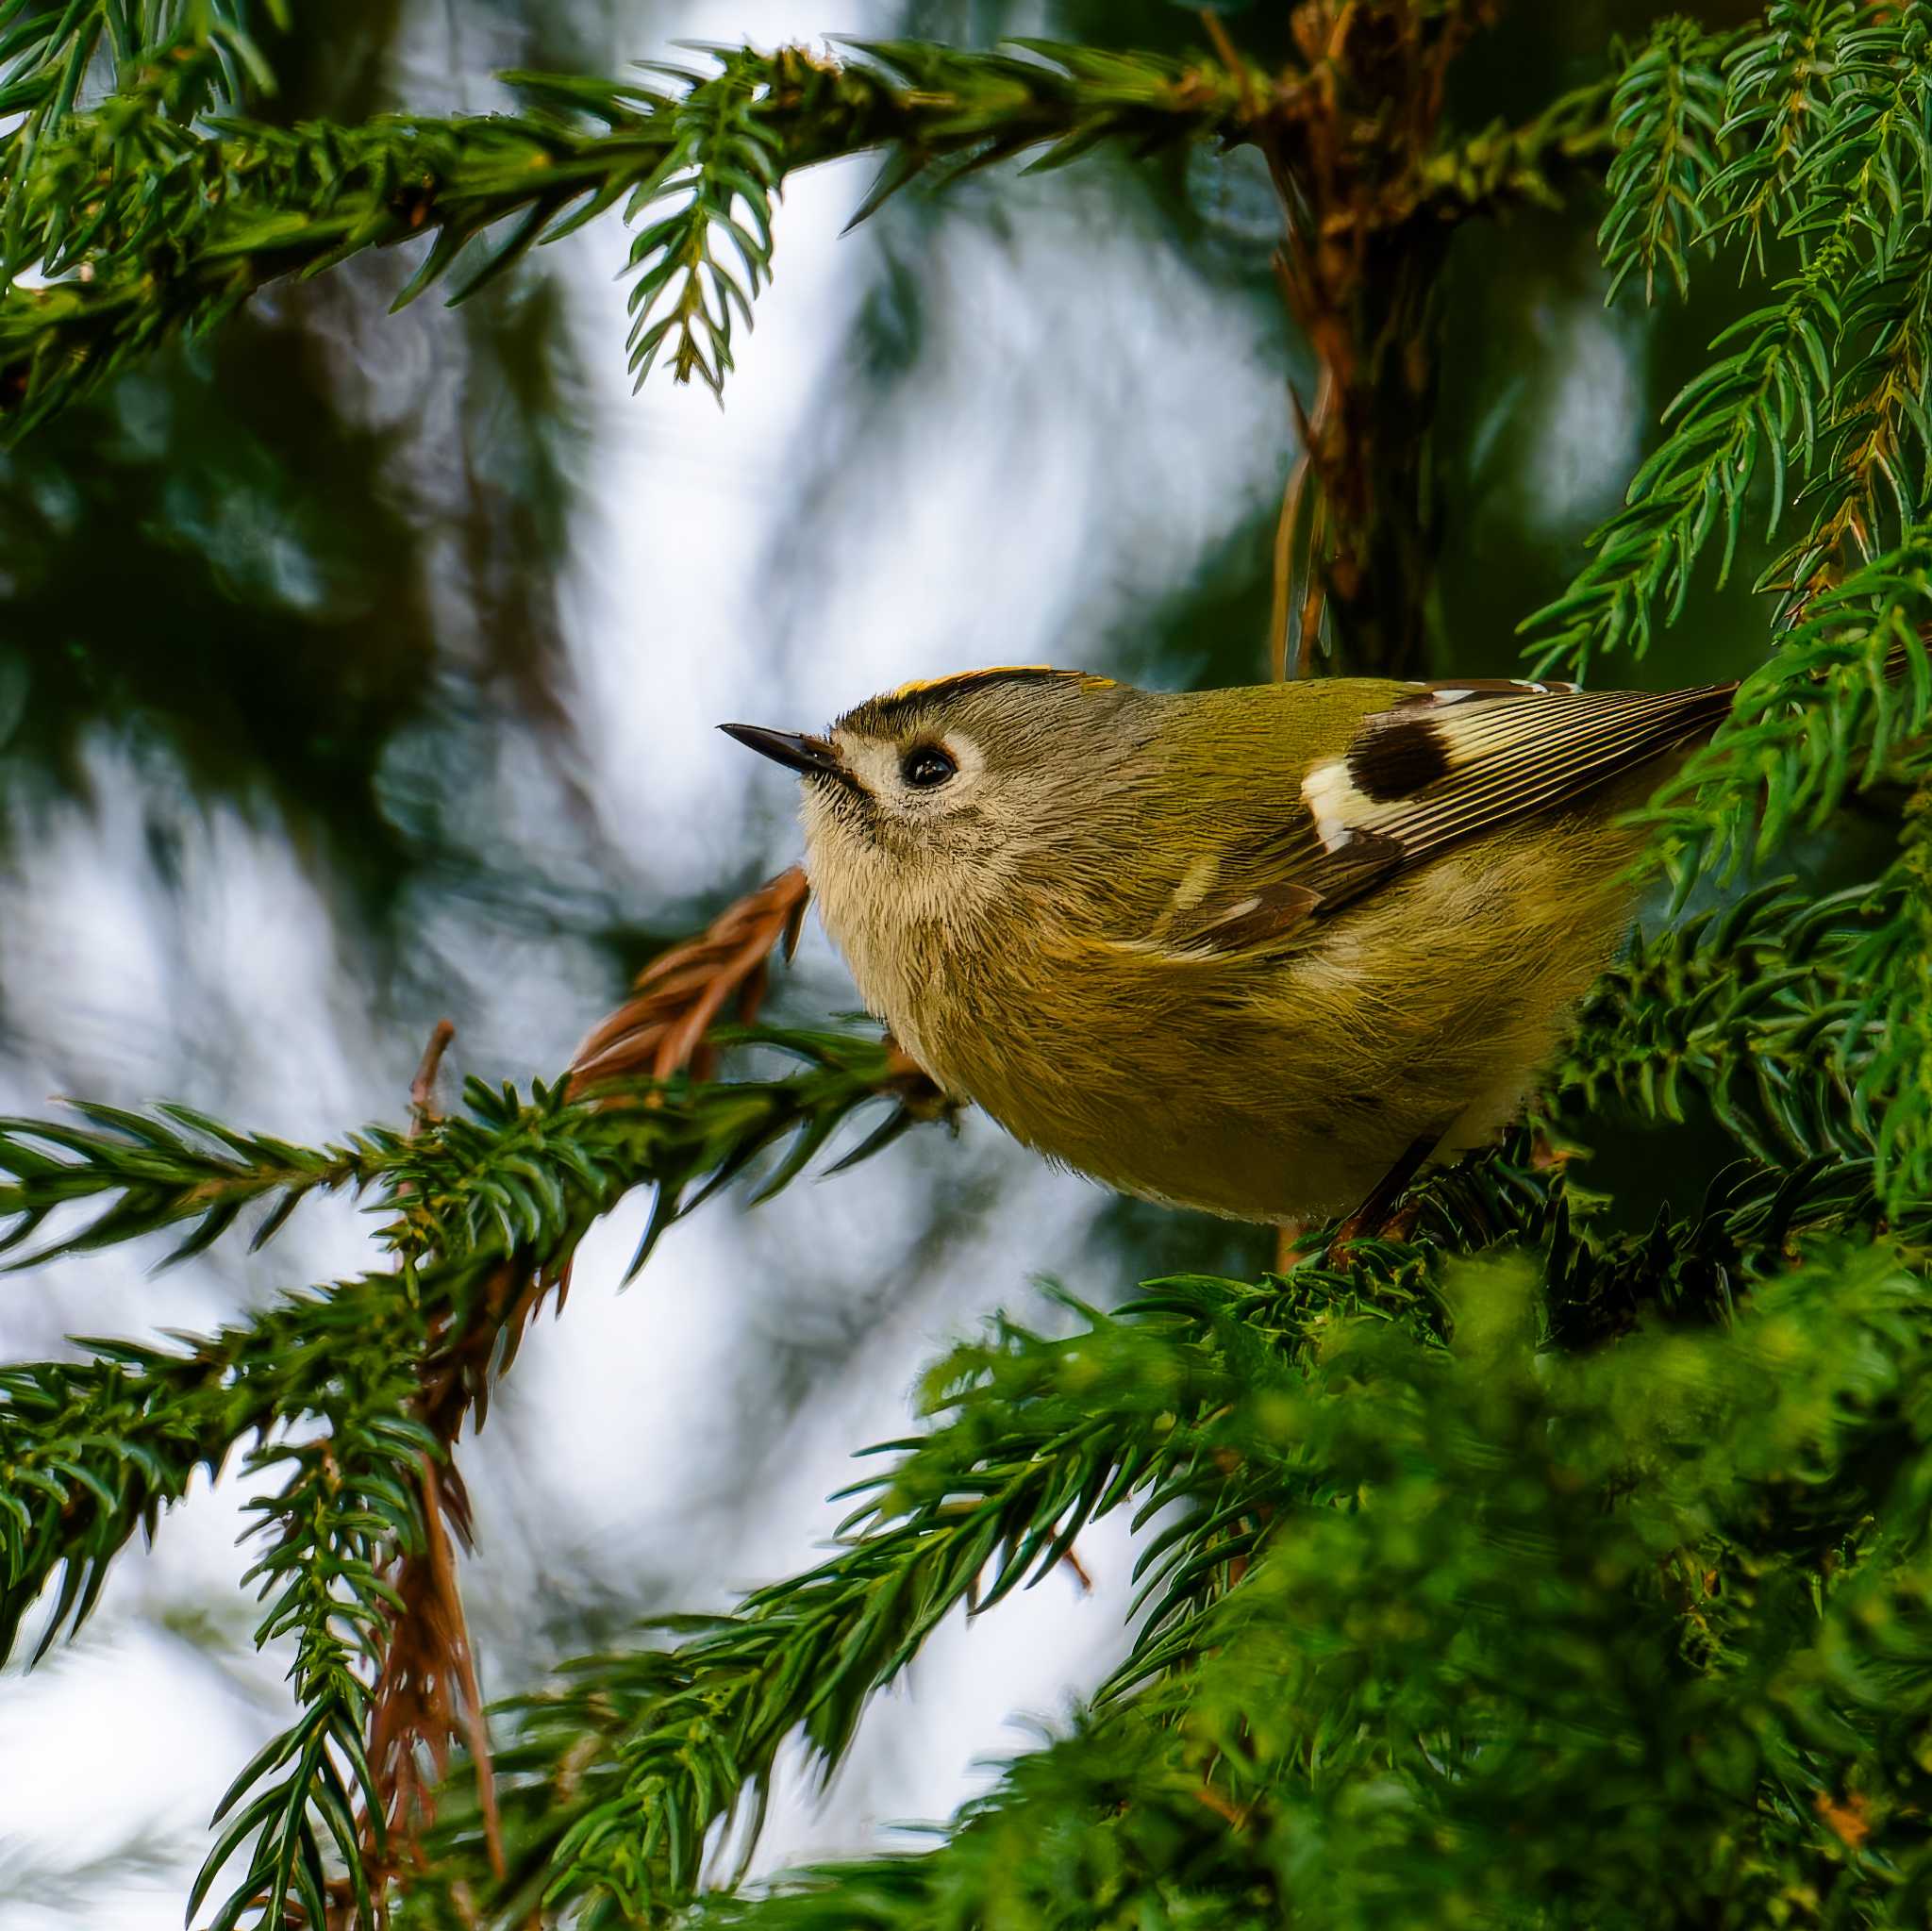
left=1247, top=0, right=1525, bottom=1248
left=1787, top=295, right=1932, bottom=609
left=1272, top=365, right=1339, bottom=680
left=1235, top=1, right=1617, bottom=682
left=1198, top=9, right=1253, bottom=108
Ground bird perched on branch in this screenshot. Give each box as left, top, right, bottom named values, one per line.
left=724, top=664, right=1740, bottom=1228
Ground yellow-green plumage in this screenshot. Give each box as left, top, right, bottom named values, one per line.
left=729, top=668, right=1728, bottom=1224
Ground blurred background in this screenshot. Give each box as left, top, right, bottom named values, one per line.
left=0, top=0, right=1768, bottom=1922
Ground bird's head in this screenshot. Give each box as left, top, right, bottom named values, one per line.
left=723, top=667, right=1153, bottom=938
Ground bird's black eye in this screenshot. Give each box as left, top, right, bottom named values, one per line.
left=901, top=745, right=957, bottom=790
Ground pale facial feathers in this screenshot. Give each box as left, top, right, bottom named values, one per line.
left=795, top=674, right=1153, bottom=1067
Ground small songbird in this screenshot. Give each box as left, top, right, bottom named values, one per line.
left=722, top=666, right=1736, bottom=1226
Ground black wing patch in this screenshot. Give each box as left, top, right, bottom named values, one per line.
left=1345, top=716, right=1450, bottom=800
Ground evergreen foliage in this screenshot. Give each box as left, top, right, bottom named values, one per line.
left=0, top=1026, right=934, bottom=1928
left=0, top=3, right=1928, bottom=1926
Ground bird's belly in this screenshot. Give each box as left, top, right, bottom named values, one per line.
left=896, top=858, right=1635, bottom=1224
left=922, top=1023, right=1435, bottom=1222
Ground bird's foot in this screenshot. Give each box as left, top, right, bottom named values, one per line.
left=1324, top=1133, right=1441, bottom=1266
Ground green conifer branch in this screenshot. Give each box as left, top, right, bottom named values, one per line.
left=614, top=51, right=781, bottom=398
left=398, top=1271, right=1377, bottom=1923
left=1548, top=881, right=1877, bottom=1165
left=1849, top=786, right=1932, bottom=1209
left=0, top=1028, right=936, bottom=1669
left=1, top=1273, right=442, bottom=1931
left=0, top=39, right=1257, bottom=433
left=0, top=29, right=1626, bottom=438
left=695, top=1271, right=1925, bottom=1927
left=1771, top=237, right=1932, bottom=604
left=1413, top=75, right=1620, bottom=225
left=0, top=0, right=285, bottom=145
left=1524, top=246, right=1848, bottom=677
left=685, top=1244, right=1932, bottom=1929
left=0, top=1025, right=941, bottom=1926
left=1596, top=17, right=1728, bottom=306
left=1631, top=544, right=1931, bottom=881
left=1524, top=5, right=1932, bottom=681
left=189, top=1287, right=433, bottom=1931
left=1541, top=864, right=1932, bottom=1221
left=0, top=1103, right=358, bottom=1269
left=1707, top=0, right=1857, bottom=275
left=525, top=1325, right=1205, bottom=1921
left=0, top=1026, right=937, bottom=1278
left=0, top=1276, right=399, bottom=1663
left=403, top=1193, right=1932, bottom=1924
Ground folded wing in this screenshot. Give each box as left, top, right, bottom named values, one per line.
left=1164, top=676, right=1735, bottom=957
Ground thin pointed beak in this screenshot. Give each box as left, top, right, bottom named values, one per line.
left=719, top=723, right=844, bottom=780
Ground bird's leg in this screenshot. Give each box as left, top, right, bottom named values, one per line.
left=1327, top=1131, right=1441, bottom=1262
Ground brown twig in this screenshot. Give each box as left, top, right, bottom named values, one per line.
left=410, top=1019, right=457, bottom=1126
left=1272, top=366, right=1338, bottom=680
left=361, top=1457, right=505, bottom=1893
left=566, top=866, right=813, bottom=1094
left=1816, top=1788, right=1872, bottom=1850
left=1193, top=1781, right=1255, bottom=1830
left=356, top=1020, right=507, bottom=1922
left=426, top=1460, right=504, bottom=1878
left=1198, top=9, right=1251, bottom=105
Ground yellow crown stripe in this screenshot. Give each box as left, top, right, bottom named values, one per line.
left=876, top=666, right=1113, bottom=704
left=878, top=665, right=1053, bottom=702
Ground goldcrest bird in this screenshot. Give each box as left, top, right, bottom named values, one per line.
left=721, top=665, right=1737, bottom=1225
